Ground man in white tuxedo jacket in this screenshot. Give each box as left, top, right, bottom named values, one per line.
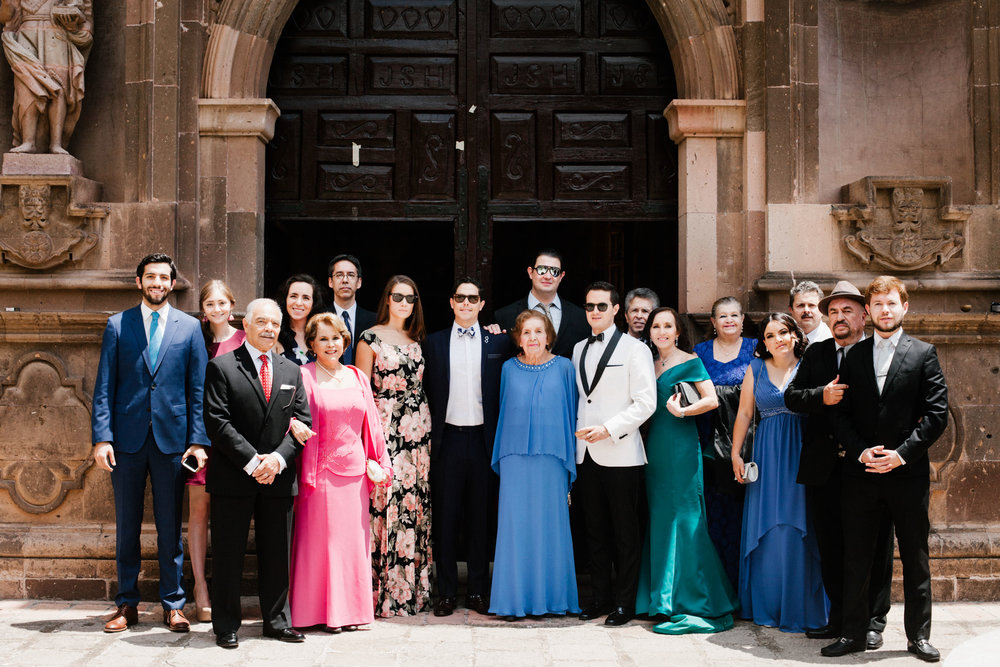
left=573, top=281, right=656, bottom=626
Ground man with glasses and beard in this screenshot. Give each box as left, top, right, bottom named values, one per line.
left=573, top=281, right=656, bottom=627
left=92, top=253, right=209, bottom=634
left=424, top=277, right=512, bottom=617
left=494, top=249, right=589, bottom=358
left=822, top=276, right=948, bottom=662
left=785, top=281, right=894, bottom=651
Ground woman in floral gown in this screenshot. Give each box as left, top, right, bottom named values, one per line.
left=355, top=275, right=433, bottom=617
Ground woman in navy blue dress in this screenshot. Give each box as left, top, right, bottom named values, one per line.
left=693, top=296, right=756, bottom=591
left=730, top=313, right=827, bottom=632
left=489, top=310, right=579, bottom=620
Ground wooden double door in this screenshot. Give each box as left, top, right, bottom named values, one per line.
left=265, top=0, right=677, bottom=328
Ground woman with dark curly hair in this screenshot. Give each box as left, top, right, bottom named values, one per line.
left=275, top=273, right=325, bottom=365
left=730, top=312, right=827, bottom=633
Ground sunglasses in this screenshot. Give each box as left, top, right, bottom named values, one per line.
left=389, top=293, right=418, bottom=304
left=533, top=265, right=563, bottom=277
left=584, top=302, right=612, bottom=312
left=452, top=294, right=481, bottom=304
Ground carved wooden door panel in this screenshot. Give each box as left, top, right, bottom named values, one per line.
left=265, top=0, right=676, bottom=321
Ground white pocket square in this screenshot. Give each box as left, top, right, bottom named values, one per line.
left=279, top=384, right=295, bottom=391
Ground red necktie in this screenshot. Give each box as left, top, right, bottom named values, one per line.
left=259, top=354, right=271, bottom=402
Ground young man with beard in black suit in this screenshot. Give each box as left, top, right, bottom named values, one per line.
left=822, top=276, right=948, bottom=662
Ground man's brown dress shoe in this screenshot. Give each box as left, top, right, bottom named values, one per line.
left=163, top=609, right=190, bottom=632
left=104, top=604, right=138, bottom=633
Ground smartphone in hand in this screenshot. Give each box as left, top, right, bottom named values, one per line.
left=182, top=454, right=199, bottom=473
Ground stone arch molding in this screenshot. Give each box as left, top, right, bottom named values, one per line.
left=202, top=0, right=742, bottom=100
left=0, top=352, right=93, bottom=513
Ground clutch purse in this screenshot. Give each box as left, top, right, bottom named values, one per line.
left=743, top=461, right=759, bottom=483
left=672, top=381, right=700, bottom=407
left=366, top=458, right=387, bottom=485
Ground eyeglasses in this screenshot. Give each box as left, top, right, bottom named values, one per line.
left=584, top=302, right=611, bottom=312
left=390, top=293, right=418, bottom=304
left=331, top=272, right=358, bottom=280
left=452, top=294, right=481, bottom=304
left=533, top=265, right=563, bottom=277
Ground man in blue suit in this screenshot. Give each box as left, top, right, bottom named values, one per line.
left=424, top=276, right=511, bottom=616
left=92, top=253, right=209, bottom=633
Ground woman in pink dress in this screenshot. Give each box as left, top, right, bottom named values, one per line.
left=187, top=280, right=245, bottom=622
left=290, top=312, right=393, bottom=631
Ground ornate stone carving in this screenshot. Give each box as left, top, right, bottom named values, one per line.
left=833, top=177, right=971, bottom=271
left=0, top=352, right=93, bottom=513
left=0, top=167, right=106, bottom=269
left=0, top=0, right=94, bottom=155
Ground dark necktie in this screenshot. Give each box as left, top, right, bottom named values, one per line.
left=341, top=310, right=353, bottom=364
left=259, top=354, right=271, bottom=402
left=836, top=347, right=844, bottom=369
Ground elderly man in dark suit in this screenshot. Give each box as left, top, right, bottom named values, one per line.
left=203, top=298, right=311, bottom=649
left=785, top=280, right=894, bottom=649
left=92, top=253, right=208, bottom=633
left=822, top=276, right=948, bottom=662
left=424, top=276, right=512, bottom=616
left=494, top=249, right=589, bottom=358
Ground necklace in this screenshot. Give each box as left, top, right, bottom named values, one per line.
left=316, top=361, right=345, bottom=384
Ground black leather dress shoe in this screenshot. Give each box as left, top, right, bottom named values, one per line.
left=866, top=630, right=883, bottom=650
left=578, top=604, right=612, bottom=621
left=434, top=596, right=456, bottom=617
left=907, top=639, right=940, bottom=662
left=821, top=637, right=866, bottom=657
left=264, top=627, right=305, bottom=643
left=216, top=631, right=238, bottom=649
left=805, top=624, right=840, bottom=639
left=604, top=607, right=634, bottom=626
left=465, top=594, right=490, bottom=615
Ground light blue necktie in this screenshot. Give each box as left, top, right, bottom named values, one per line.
left=149, top=311, right=162, bottom=366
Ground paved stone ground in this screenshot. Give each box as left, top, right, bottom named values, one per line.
left=1, top=599, right=998, bottom=666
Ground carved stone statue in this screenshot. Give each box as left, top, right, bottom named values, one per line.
left=0, top=0, right=93, bottom=155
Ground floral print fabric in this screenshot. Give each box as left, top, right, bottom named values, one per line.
left=360, top=329, right=433, bottom=616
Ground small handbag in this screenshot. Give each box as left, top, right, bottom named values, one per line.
left=672, top=381, right=701, bottom=407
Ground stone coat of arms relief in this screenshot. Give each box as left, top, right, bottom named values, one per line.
left=834, top=177, right=971, bottom=272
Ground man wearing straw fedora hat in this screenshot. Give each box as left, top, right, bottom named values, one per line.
left=785, top=280, right=894, bottom=650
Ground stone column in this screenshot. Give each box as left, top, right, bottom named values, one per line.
left=665, top=100, right=746, bottom=312
left=197, top=99, right=280, bottom=308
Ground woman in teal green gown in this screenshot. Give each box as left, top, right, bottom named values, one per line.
left=636, top=307, right=739, bottom=634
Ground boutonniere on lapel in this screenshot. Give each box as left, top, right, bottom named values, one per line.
left=484, top=333, right=490, bottom=344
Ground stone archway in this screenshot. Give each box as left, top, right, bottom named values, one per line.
left=198, top=0, right=745, bottom=310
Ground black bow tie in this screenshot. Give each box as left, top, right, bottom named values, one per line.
left=588, top=332, right=604, bottom=344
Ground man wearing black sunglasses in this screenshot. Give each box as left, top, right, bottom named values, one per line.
left=494, top=249, right=589, bottom=358
left=424, top=277, right=512, bottom=618
left=573, top=281, right=656, bottom=627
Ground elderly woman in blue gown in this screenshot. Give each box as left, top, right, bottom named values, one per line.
left=489, top=310, right=580, bottom=620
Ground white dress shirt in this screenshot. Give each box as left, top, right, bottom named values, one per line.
left=582, top=323, right=613, bottom=383
left=527, top=292, right=562, bottom=333
left=445, top=322, right=484, bottom=426
left=806, top=321, right=832, bottom=345
left=334, top=302, right=358, bottom=341
left=242, top=340, right=287, bottom=475
left=873, top=328, right=904, bottom=393
left=140, top=302, right=170, bottom=342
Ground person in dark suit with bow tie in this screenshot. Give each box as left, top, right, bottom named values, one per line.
left=494, top=249, right=590, bottom=358
left=424, top=277, right=512, bottom=616
left=327, top=254, right=376, bottom=364
left=573, top=281, right=656, bottom=626
left=822, top=276, right=948, bottom=662
left=203, top=298, right=312, bottom=649
left=92, top=253, right=209, bottom=634
left=785, top=280, right=894, bottom=649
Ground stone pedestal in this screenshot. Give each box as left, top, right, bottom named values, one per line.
left=0, top=154, right=107, bottom=270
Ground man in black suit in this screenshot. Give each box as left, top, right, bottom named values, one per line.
left=822, top=276, right=948, bottom=662
left=203, top=298, right=311, bottom=649
left=494, top=249, right=589, bottom=358
left=424, top=277, right=511, bottom=617
left=327, top=254, right=376, bottom=364
left=785, top=280, right=894, bottom=649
